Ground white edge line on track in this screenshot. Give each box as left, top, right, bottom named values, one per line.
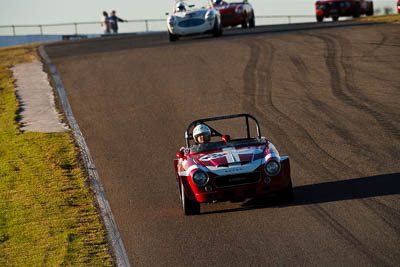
left=38, top=45, right=131, bottom=267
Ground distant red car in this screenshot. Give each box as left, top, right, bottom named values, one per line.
left=174, top=114, right=293, bottom=215
left=397, top=0, right=400, bottom=13
left=315, top=0, right=374, bottom=22
left=215, top=0, right=255, bottom=28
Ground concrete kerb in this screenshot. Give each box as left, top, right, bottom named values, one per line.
left=38, top=44, right=131, bottom=267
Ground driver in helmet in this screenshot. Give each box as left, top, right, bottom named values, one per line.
left=176, top=1, right=186, bottom=12
left=213, top=0, right=227, bottom=6
left=193, top=124, right=211, bottom=145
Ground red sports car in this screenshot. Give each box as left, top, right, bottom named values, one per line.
left=214, top=0, right=255, bottom=28
left=397, top=0, right=400, bottom=13
left=174, top=114, right=293, bottom=215
left=315, top=0, right=374, bottom=22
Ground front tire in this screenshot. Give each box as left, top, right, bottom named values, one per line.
left=353, top=4, right=361, bottom=18
left=279, top=180, right=294, bottom=203
left=180, top=181, right=200, bottom=215
left=316, top=15, right=324, bottom=22
left=168, top=31, right=179, bottom=42
left=241, top=13, right=248, bottom=28
left=332, top=16, right=339, bottom=22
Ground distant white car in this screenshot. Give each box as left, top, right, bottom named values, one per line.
left=167, top=0, right=223, bottom=41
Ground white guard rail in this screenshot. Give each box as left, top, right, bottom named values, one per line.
left=0, top=16, right=315, bottom=36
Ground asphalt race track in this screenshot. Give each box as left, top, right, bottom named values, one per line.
left=44, top=21, right=400, bottom=266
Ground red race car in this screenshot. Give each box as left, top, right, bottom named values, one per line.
left=315, top=0, right=374, bottom=22
left=214, top=0, right=255, bottom=28
left=174, top=114, right=293, bottom=215
left=397, top=0, right=400, bottom=13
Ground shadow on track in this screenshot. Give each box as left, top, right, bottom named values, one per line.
left=200, top=172, right=400, bottom=215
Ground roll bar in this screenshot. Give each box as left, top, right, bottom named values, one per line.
left=185, top=113, right=261, bottom=147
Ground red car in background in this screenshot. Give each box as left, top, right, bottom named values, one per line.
left=397, top=0, right=400, bottom=13
left=214, top=0, right=255, bottom=28
left=315, top=0, right=374, bottom=22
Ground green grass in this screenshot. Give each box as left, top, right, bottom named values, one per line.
left=358, top=13, right=400, bottom=23
left=0, top=45, right=113, bottom=266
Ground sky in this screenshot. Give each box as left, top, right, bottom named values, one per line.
left=0, top=0, right=397, bottom=34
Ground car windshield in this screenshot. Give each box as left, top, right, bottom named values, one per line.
left=189, top=138, right=267, bottom=154
left=173, top=0, right=212, bottom=11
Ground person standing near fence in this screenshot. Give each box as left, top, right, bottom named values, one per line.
left=101, top=11, right=110, bottom=34
left=109, top=10, right=127, bottom=33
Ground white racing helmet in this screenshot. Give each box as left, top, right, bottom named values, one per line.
left=193, top=124, right=211, bottom=143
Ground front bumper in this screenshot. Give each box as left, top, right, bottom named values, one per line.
left=193, top=159, right=291, bottom=203
left=168, top=19, right=215, bottom=36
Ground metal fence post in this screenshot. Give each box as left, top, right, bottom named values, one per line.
left=12, top=25, right=16, bottom=36
left=288, top=16, right=291, bottom=24
left=74, top=23, right=78, bottom=35
left=39, top=25, right=43, bottom=35
left=145, top=20, right=149, bottom=32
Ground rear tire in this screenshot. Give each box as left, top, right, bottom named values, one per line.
left=332, top=16, right=339, bottom=22
left=249, top=12, right=255, bottom=28
left=180, top=181, right=200, bottom=215
left=212, top=18, right=222, bottom=37
left=366, top=2, right=374, bottom=16
left=316, top=15, right=324, bottom=22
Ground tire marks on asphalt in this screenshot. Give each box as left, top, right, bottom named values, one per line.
left=242, top=38, right=353, bottom=179
left=311, top=33, right=400, bottom=148
left=289, top=47, right=400, bottom=240
left=241, top=35, right=396, bottom=266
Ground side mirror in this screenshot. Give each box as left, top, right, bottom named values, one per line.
left=176, top=151, right=184, bottom=159
left=222, top=135, right=231, bottom=143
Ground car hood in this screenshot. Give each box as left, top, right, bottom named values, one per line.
left=173, top=10, right=207, bottom=19
left=190, top=146, right=266, bottom=175
left=216, top=4, right=240, bottom=12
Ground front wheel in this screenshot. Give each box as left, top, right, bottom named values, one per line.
left=316, top=15, right=324, bottom=22
left=353, top=4, right=361, bottom=18
left=278, top=180, right=294, bottom=203
left=332, top=16, right=339, bottom=22
left=241, top=13, right=248, bottom=28
left=180, top=181, right=200, bottom=215
left=168, top=31, right=179, bottom=42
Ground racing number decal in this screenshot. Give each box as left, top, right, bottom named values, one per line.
left=200, top=152, right=226, bottom=161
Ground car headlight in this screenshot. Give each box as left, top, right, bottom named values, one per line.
left=206, top=10, right=215, bottom=21
left=168, top=16, right=177, bottom=26
left=264, top=160, right=280, bottom=176
left=192, top=170, right=209, bottom=186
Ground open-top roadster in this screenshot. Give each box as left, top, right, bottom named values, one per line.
left=166, top=0, right=223, bottom=41
left=214, top=0, right=255, bottom=28
left=174, top=114, right=293, bottom=215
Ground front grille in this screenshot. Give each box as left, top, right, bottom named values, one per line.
left=213, top=172, right=261, bottom=188
left=178, top=19, right=205, bottom=28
